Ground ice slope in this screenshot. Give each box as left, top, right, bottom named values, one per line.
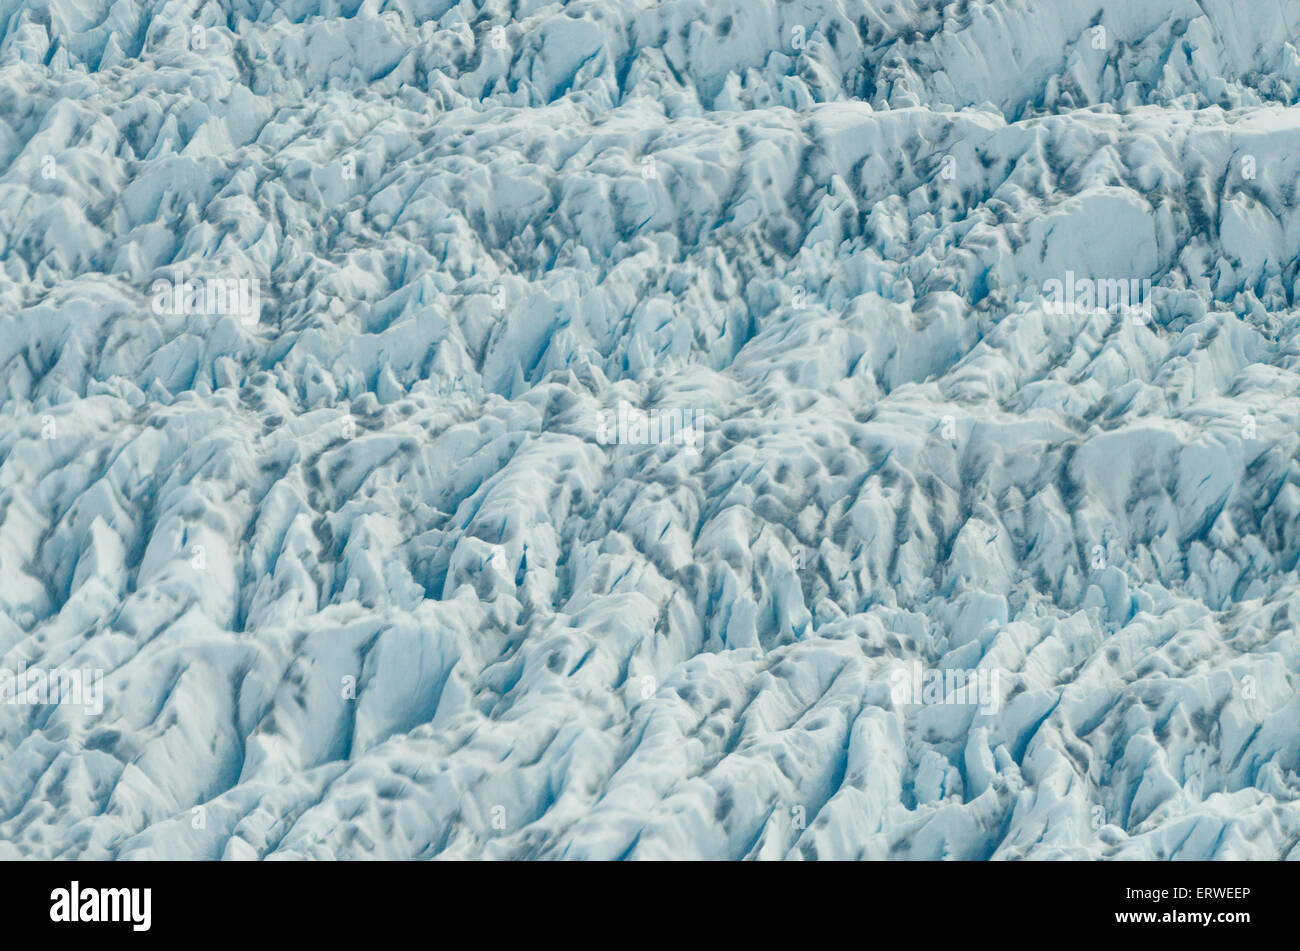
left=0, top=0, right=1299, bottom=859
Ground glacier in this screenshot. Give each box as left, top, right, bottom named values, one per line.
left=0, top=0, right=1299, bottom=860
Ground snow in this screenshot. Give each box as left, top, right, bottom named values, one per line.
left=0, top=0, right=1299, bottom=860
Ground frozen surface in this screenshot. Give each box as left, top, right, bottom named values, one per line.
left=1, top=0, right=1300, bottom=859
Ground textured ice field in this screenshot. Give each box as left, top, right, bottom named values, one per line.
left=2, top=0, right=1300, bottom=860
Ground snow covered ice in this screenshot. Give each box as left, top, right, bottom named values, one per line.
left=1, top=0, right=1299, bottom=860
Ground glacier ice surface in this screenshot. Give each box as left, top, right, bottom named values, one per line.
left=1, top=0, right=1299, bottom=860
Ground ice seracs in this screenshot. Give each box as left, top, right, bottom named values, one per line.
left=0, top=0, right=1298, bottom=861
